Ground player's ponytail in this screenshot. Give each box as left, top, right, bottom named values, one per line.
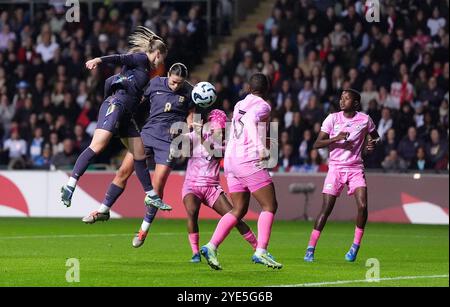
left=128, top=26, right=168, bottom=55
left=169, top=63, right=189, bottom=79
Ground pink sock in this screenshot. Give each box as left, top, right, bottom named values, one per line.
left=188, top=233, right=200, bottom=254
left=242, top=230, right=258, bottom=250
left=257, top=211, right=275, bottom=250
left=354, top=227, right=364, bottom=245
left=308, top=229, right=321, bottom=248
left=210, top=213, right=238, bottom=248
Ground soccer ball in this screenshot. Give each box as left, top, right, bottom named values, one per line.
left=191, top=82, right=217, bottom=108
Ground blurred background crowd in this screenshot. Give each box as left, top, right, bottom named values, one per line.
left=0, top=0, right=448, bottom=174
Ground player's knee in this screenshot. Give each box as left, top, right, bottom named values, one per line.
left=185, top=206, right=200, bottom=219
left=89, top=144, right=103, bottom=155
left=133, top=153, right=146, bottom=161
left=116, top=167, right=132, bottom=182
left=271, top=200, right=278, bottom=213
left=233, top=207, right=247, bottom=219
left=358, top=202, right=368, bottom=212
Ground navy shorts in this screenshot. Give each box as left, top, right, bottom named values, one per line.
left=96, top=98, right=140, bottom=138
left=141, top=132, right=175, bottom=168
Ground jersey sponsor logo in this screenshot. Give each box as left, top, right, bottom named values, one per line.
left=325, top=183, right=333, bottom=190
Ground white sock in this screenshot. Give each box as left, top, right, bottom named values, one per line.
left=67, top=177, right=78, bottom=188
left=141, top=220, right=151, bottom=232
left=146, top=190, right=157, bottom=197
left=256, top=248, right=267, bottom=256
left=98, top=204, right=110, bottom=214
left=206, top=242, right=217, bottom=251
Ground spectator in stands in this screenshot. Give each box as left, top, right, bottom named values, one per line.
left=73, top=124, right=90, bottom=154
left=0, top=1, right=447, bottom=174
left=0, top=24, right=15, bottom=52
left=278, top=143, right=299, bottom=172
left=48, top=131, right=63, bottom=157
left=0, top=94, right=14, bottom=135
left=287, top=112, right=307, bottom=150
left=382, top=150, right=408, bottom=172
left=3, top=128, right=27, bottom=169
left=298, top=129, right=313, bottom=164
left=397, top=126, right=422, bottom=165
left=419, top=77, right=446, bottom=109
left=50, top=138, right=77, bottom=169
left=296, top=149, right=325, bottom=173
left=377, top=107, right=393, bottom=141
left=29, top=127, right=44, bottom=166
left=235, top=51, right=258, bottom=82
left=426, top=129, right=449, bottom=170
left=438, top=99, right=448, bottom=128
left=396, top=103, right=416, bottom=137
left=281, top=97, right=296, bottom=129
left=302, top=95, right=323, bottom=127
left=31, top=143, right=52, bottom=169
left=36, top=28, right=59, bottom=63
left=297, top=80, right=314, bottom=111
left=409, top=146, right=432, bottom=172
left=427, top=7, right=447, bottom=37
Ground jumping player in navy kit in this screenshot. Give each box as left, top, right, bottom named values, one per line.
left=82, top=63, right=196, bottom=248
left=60, top=26, right=171, bottom=211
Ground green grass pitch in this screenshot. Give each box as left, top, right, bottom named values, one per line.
left=0, top=218, right=448, bottom=287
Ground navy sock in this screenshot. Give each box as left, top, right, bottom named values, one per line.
left=71, top=147, right=97, bottom=180
left=134, top=159, right=153, bottom=192
left=144, top=206, right=158, bottom=223
left=102, top=183, right=124, bottom=208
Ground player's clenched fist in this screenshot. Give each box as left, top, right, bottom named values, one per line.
left=85, top=58, right=102, bottom=70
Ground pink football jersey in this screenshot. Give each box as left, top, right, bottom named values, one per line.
left=321, top=111, right=376, bottom=170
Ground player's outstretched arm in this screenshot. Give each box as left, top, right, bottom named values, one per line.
left=87, top=53, right=147, bottom=69
left=313, top=131, right=348, bottom=149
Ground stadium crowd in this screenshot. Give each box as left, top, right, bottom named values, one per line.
left=207, top=0, right=449, bottom=173
left=0, top=0, right=448, bottom=174
left=0, top=1, right=207, bottom=170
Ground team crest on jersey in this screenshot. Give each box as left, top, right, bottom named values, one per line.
left=179, top=96, right=186, bottom=104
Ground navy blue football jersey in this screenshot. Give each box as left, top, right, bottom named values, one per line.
left=141, top=77, right=194, bottom=142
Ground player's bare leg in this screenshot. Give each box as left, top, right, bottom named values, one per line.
left=201, top=192, right=250, bottom=270
left=133, top=164, right=172, bottom=248
left=251, top=184, right=283, bottom=269
left=212, top=194, right=258, bottom=250
left=304, top=194, right=337, bottom=262
left=82, top=152, right=134, bottom=224
left=128, top=137, right=171, bottom=211
left=345, top=187, right=368, bottom=262
left=184, top=194, right=202, bottom=262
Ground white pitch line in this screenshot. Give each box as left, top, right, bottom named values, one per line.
left=271, top=275, right=449, bottom=287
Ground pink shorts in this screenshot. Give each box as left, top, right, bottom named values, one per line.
left=182, top=184, right=224, bottom=208
left=227, top=169, right=273, bottom=193
left=322, top=169, right=367, bottom=196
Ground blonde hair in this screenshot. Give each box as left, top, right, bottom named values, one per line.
left=128, top=26, right=167, bottom=55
